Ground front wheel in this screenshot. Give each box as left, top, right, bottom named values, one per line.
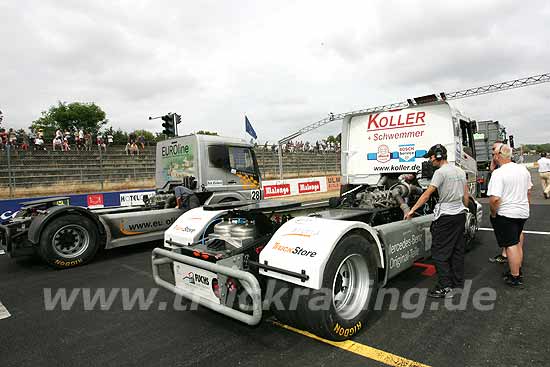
left=38, top=214, right=100, bottom=269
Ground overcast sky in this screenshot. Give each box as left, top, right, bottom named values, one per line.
left=1, top=0, right=549, bottom=144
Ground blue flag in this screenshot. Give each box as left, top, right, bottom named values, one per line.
left=245, top=115, right=257, bottom=139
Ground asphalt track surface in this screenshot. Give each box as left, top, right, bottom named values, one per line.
left=1, top=172, right=549, bottom=367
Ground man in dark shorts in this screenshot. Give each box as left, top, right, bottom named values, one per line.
left=406, top=144, right=469, bottom=298
left=487, top=144, right=532, bottom=287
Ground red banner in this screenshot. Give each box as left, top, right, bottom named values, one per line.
left=87, top=194, right=104, bottom=208
left=263, top=184, right=291, bottom=198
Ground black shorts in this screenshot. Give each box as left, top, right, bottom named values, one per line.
left=490, top=214, right=527, bottom=247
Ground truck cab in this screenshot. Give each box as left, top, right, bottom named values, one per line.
left=156, top=134, right=262, bottom=203
left=341, top=100, right=478, bottom=193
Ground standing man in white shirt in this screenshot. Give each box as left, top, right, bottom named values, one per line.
left=536, top=152, right=550, bottom=199
left=487, top=144, right=532, bottom=287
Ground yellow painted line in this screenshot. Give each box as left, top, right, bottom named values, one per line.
left=272, top=321, right=431, bottom=367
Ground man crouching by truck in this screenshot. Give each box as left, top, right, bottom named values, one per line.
left=405, top=144, right=469, bottom=299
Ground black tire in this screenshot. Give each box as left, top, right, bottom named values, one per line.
left=272, top=234, right=378, bottom=341
left=38, top=214, right=100, bottom=269
left=464, top=199, right=478, bottom=251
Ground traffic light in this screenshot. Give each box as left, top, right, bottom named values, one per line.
left=175, top=113, right=182, bottom=126
left=509, top=135, right=515, bottom=148
left=161, top=114, right=175, bottom=137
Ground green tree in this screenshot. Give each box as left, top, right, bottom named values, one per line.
left=196, top=130, right=218, bottom=136
left=31, top=101, right=108, bottom=139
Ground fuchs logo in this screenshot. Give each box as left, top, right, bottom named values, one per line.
left=182, top=272, right=210, bottom=286
left=298, top=181, right=320, bottom=193
left=182, top=272, right=195, bottom=284
left=263, top=184, right=291, bottom=198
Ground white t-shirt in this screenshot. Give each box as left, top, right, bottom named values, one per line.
left=537, top=157, right=550, bottom=173
left=487, top=162, right=532, bottom=219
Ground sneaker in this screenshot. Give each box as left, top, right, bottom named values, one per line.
left=502, top=268, right=523, bottom=280
left=504, top=274, right=523, bottom=287
left=489, top=254, right=508, bottom=264
left=428, top=286, right=454, bottom=299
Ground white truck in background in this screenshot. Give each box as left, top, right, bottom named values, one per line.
left=152, top=98, right=483, bottom=341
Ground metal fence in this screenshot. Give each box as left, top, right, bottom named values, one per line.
left=1, top=146, right=340, bottom=199
left=1, top=145, right=156, bottom=199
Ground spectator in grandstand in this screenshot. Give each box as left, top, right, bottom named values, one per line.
left=138, top=134, right=145, bottom=151
left=53, top=129, right=63, bottom=151
left=34, top=135, right=45, bottom=150
left=107, top=133, right=114, bottom=147
left=125, top=141, right=132, bottom=155
left=20, top=130, right=29, bottom=151
left=130, top=141, right=139, bottom=156
left=8, top=128, right=17, bottom=149
left=63, top=130, right=72, bottom=151
left=84, top=131, right=92, bottom=151
left=97, top=134, right=107, bottom=152
left=77, top=129, right=84, bottom=151
left=0, top=128, right=7, bottom=150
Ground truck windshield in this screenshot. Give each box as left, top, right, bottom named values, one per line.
left=208, top=145, right=258, bottom=174
left=229, top=146, right=256, bottom=174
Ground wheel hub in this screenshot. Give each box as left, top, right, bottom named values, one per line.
left=332, top=254, right=371, bottom=320
left=52, top=225, right=90, bottom=258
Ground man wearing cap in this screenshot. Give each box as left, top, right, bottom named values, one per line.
left=405, top=144, right=469, bottom=298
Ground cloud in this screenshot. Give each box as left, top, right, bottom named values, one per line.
left=1, top=1, right=549, bottom=144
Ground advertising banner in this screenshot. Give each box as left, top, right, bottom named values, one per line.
left=0, top=189, right=155, bottom=224
left=347, top=103, right=456, bottom=175
left=262, top=176, right=329, bottom=198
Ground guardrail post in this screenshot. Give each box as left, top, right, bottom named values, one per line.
left=99, top=145, right=104, bottom=191
left=7, top=144, right=14, bottom=198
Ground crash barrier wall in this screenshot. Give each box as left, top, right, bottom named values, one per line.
left=262, top=175, right=341, bottom=198
left=0, top=146, right=340, bottom=198
left=0, top=177, right=341, bottom=223
left=0, top=189, right=156, bottom=224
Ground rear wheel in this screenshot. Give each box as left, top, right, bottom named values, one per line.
left=38, top=214, right=100, bottom=269
left=271, top=234, right=378, bottom=340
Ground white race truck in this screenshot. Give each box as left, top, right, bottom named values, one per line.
left=152, top=99, right=483, bottom=340
left=0, top=134, right=262, bottom=268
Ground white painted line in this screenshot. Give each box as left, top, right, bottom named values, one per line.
left=479, top=227, right=550, bottom=236
left=0, top=302, right=11, bottom=320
